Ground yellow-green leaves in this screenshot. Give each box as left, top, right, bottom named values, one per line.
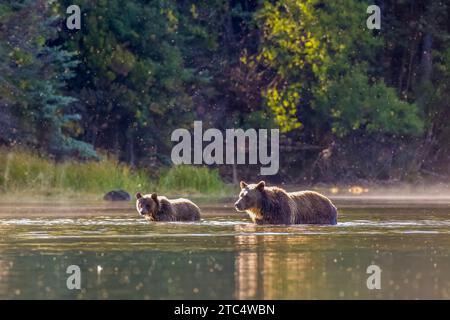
left=253, top=0, right=326, bottom=131
left=266, top=86, right=302, bottom=133
left=249, top=0, right=395, bottom=136
left=165, top=9, right=178, bottom=32
left=190, top=4, right=198, bottom=19
left=110, top=45, right=136, bottom=76
left=10, top=47, right=33, bottom=66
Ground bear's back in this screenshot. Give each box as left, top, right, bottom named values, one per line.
left=259, top=187, right=296, bottom=224
left=288, top=190, right=337, bottom=224
left=170, top=198, right=201, bottom=221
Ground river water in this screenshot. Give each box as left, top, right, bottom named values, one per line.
left=0, top=198, right=449, bottom=299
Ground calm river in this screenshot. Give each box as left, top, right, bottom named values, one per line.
left=0, top=197, right=449, bottom=299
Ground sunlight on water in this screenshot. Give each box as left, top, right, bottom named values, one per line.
left=0, top=201, right=449, bottom=299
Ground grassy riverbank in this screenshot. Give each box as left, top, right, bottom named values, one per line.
left=0, top=148, right=233, bottom=200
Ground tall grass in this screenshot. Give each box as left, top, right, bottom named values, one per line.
left=157, top=165, right=231, bottom=196
left=0, top=148, right=152, bottom=197
left=0, top=148, right=231, bottom=199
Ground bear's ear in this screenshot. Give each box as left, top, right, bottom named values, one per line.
left=151, top=193, right=158, bottom=203
left=256, top=181, right=265, bottom=191
left=136, top=192, right=142, bottom=199
left=240, top=181, right=248, bottom=189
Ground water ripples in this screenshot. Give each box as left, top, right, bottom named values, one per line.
left=1, top=216, right=450, bottom=242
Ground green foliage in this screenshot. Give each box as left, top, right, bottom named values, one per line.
left=1, top=0, right=449, bottom=183
left=252, top=0, right=423, bottom=137
left=158, top=165, right=230, bottom=196
left=60, top=0, right=205, bottom=161
left=315, top=66, right=424, bottom=137
left=0, top=149, right=231, bottom=198
left=0, top=148, right=151, bottom=196
left=0, top=0, right=97, bottom=159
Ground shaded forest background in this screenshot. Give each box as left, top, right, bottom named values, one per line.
left=0, top=0, right=449, bottom=185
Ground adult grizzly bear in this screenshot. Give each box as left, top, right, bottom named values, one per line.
left=234, top=181, right=337, bottom=225
left=135, top=193, right=201, bottom=222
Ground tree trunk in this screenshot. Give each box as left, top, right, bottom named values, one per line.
left=232, top=163, right=238, bottom=185
left=419, top=33, right=433, bottom=85
left=126, top=128, right=135, bottom=167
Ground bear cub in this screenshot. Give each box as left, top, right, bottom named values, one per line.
left=135, top=192, right=201, bottom=222
left=234, top=181, right=337, bottom=225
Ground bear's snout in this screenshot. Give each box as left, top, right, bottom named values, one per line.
left=234, top=201, right=244, bottom=212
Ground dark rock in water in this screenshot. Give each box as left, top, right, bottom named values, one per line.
left=103, top=190, right=131, bottom=201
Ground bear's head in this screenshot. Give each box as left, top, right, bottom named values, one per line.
left=234, top=181, right=265, bottom=212
left=135, top=192, right=159, bottom=219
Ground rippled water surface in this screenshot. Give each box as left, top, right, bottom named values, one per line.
left=0, top=200, right=449, bottom=299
